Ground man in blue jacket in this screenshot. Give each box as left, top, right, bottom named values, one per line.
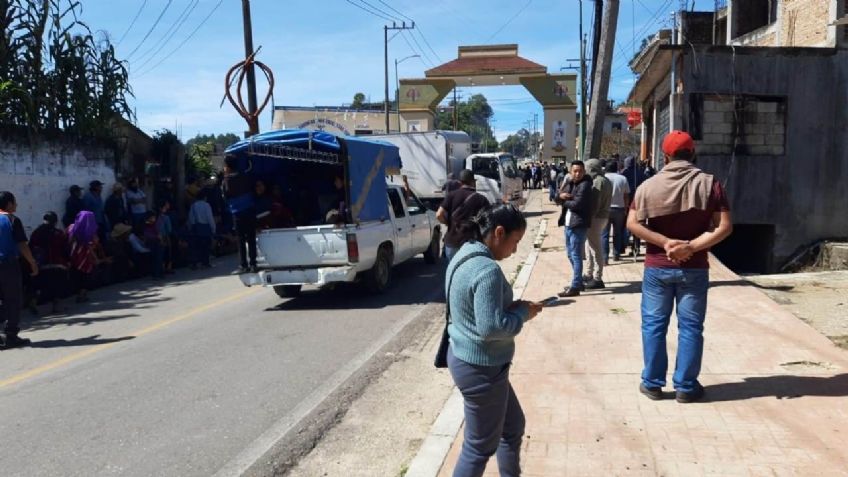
left=558, top=161, right=593, bottom=297
left=223, top=156, right=257, bottom=274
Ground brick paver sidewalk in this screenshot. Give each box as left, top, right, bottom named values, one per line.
left=438, top=203, right=848, bottom=476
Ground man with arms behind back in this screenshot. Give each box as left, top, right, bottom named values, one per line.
left=627, top=131, right=733, bottom=403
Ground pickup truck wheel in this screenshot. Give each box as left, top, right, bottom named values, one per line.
left=365, top=247, right=392, bottom=293
left=423, top=229, right=441, bottom=264
left=273, top=285, right=302, bottom=298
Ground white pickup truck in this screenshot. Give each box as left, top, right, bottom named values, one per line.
left=240, top=184, right=440, bottom=297
left=227, top=130, right=441, bottom=298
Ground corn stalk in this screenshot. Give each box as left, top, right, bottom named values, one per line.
left=1, top=0, right=133, bottom=138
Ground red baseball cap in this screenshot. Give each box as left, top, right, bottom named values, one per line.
left=662, top=130, right=695, bottom=157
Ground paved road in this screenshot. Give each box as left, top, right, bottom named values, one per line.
left=0, top=256, right=444, bottom=477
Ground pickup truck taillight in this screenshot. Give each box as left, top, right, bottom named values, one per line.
left=346, top=233, right=359, bottom=263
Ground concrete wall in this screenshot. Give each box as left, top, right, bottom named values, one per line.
left=681, top=47, right=847, bottom=269
left=696, top=95, right=786, bottom=156
left=0, top=140, right=117, bottom=234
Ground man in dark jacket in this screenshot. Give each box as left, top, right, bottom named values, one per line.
left=436, top=169, right=490, bottom=261
left=558, top=161, right=593, bottom=297
left=63, top=185, right=84, bottom=228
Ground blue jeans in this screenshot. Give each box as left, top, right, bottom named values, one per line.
left=448, top=346, right=524, bottom=477
left=565, top=226, right=588, bottom=289
left=641, top=267, right=709, bottom=393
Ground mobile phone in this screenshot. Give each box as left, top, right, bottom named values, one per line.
left=541, top=296, right=559, bottom=306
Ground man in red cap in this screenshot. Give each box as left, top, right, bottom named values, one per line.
left=627, top=130, right=733, bottom=403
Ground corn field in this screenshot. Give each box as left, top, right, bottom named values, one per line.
left=0, top=0, right=132, bottom=138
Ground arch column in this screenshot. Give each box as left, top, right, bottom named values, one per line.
left=398, top=79, right=455, bottom=132
left=521, top=74, right=578, bottom=163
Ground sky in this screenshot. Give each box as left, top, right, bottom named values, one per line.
left=78, top=0, right=719, bottom=141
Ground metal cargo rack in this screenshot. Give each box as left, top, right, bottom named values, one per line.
left=246, top=142, right=341, bottom=166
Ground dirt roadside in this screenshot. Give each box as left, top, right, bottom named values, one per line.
left=283, top=190, right=550, bottom=477
left=746, top=270, right=848, bottom=350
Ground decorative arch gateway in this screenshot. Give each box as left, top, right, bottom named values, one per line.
left=399, top=44, right=577, bottom=163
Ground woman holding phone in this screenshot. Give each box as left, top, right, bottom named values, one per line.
left=445, top=204, right=543, bottom=477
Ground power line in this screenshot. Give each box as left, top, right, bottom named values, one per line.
left=405, top=29, right=434, bottom=66
left=117, top=0, right=148, bottom=46
left=374, top=0, right=414, bottom=22
left=487, top=0, right=533, bottom=43
left=400, top=29, right=433, bottom=68
left=126, top=0, right=174, bottom=59
left=414, top=28, right=442, bottom=64
left=136, top=0, right=224, bottom=77
left=344, top=0, right=394, bottom=22
left=133, top=0, right=200, bottom=71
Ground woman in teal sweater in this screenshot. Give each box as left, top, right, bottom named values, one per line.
left=446, top=204, right=543, bottom=477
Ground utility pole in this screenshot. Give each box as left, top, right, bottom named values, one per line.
left=578, top=0, right=587, bottom=161
left=241, top=0, right=258, bottom=136
left=453, top=88, right=458, bottom=130
left=585, top=0, right=619, bottom=159
left=384, top=22, right=415, bottom=134
left=589, top=0, right=604, bottom=95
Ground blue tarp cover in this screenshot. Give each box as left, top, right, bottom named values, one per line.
left=225, top=130, right=402, bottom=223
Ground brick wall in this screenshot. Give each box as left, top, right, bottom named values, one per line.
left=780, top=0, right=831, bottom=46
left=695, top=95, right=786, bottom=156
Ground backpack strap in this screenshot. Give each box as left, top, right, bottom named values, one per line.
left=446, top=251, right=489, bottom=325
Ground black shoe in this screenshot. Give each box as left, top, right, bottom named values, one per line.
left=2, top=335, right=31, bottom=349
left=585, top=279, right=606, bottom=290
left=233, top=266, right=249, bottom=275
left=639, top=384, right=663, bottom=400
left=613, top=254, right=621, bottom=261
left=676, top=384, right=705, bottom=403
left=249, top=265, right=259, bottom=274
left=558, top=287, right=581, bottom=298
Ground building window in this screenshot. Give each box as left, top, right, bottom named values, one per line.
left=734, top=0, right=778, bottom=38
left=611, top=122, right=623, bottom=131
left=690, top=93, right=786, bottom=156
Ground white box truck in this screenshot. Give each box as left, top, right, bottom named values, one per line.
left=373, top=131, right=525, bottom=209
left=371, top=131, right=471, bottom=210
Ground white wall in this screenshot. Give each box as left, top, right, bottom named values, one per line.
left=0, top=141, right=116, bottom=234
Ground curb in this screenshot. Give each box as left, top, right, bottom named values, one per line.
left=404, top=218, right=546, bottom=477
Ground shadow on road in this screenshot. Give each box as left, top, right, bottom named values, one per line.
left=267, top=258, right=445, bottom=311
left=703, top=373, right=848, bottom=402
left=21, top=257, right=239, bottom=333
left=28, top=334, right=136, bottom=349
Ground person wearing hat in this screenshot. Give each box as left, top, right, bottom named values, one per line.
left=627, top=130, right=733, bottom=403
left=105, top=182, right=128, bottom=231
left=125, top=178, right=148, bottom=228
left=63, top=185, right=84, bottom=228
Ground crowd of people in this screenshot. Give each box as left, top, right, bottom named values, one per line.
left=0, top=161, right=289, bottom=348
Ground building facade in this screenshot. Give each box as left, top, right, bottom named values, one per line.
left=629, top=0, right=848, bottom=273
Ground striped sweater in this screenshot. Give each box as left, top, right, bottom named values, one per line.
left=446, top=241, right=530, bottom=367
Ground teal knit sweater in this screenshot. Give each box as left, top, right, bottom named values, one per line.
left=446, top=241, right=530, bottom=367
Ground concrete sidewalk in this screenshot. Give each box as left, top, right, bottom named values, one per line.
left=433, top=203, right=848, bottom=476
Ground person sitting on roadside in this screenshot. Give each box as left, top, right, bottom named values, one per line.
left=28, top=211, right=69, bottom=314
left=445, top=204, right=543, bottom=476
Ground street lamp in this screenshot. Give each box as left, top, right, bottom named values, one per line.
left=395, top=54, right=420, bottom=133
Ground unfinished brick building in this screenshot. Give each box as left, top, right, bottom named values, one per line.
left=628, top=0, right=848, bottom=273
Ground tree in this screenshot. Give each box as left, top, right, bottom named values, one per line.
left=352, top=92, right=366, bottom=109
left=185, top=133, right=240, bottom=155
left=435, top=94, right=498, bottom=150
left=0, top=0, right=133, bottom=137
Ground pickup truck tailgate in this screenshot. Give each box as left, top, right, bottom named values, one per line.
left=258, top=226, right=349, bottom=267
